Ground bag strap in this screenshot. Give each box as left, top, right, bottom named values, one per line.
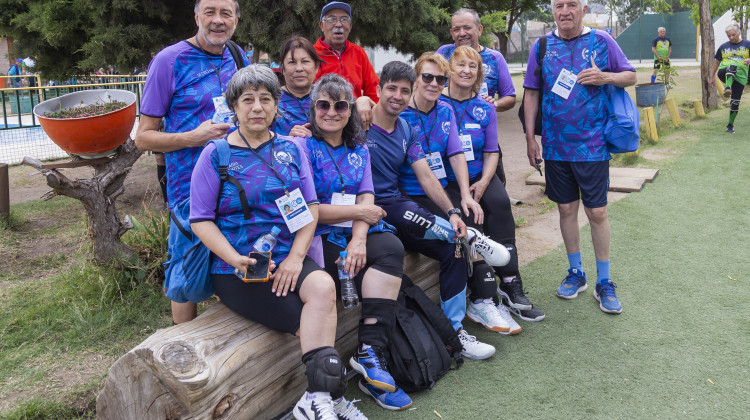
left=226, top=40, right=246, bottom=70
left=533, top=35, right=547, bottom=78
left=397, top=117, right=411, bottom=140
left=588, top=30, right=616, bottom=121
left=209, top=139, right=252, bottom=220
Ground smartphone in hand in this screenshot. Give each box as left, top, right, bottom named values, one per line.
left=243, top=251, right=272, bottom=282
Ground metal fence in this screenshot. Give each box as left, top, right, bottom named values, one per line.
left=0, top=75, right=145, bottom=165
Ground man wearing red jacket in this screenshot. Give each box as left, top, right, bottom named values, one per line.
left=314, top=1, right=378, bottom=102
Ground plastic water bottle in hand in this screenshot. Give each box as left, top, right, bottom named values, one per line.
left=338, top=251, right=359, bottom=309
left=234, top=226, right=281, bottom=279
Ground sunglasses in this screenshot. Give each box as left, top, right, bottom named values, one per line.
left=315, top=99, right=351, bottom=114
left=421, top=73, right=448, bottom=85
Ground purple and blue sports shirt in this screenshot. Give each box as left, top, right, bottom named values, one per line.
left=523, top=29, right=635, bottom=162
left=274, top=90, right=311, bottom=136
left=440, top=94, right=499, bottom=181
left=366, top=120, right=426, bottom=201
left=437, top=44, right=516, bottom=99
left=189, top=135, right=319, bottom=274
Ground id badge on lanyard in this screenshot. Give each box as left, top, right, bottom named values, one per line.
left=551, top=68, right=578, bottom=100
left=330, top=192, right=357, bottom=228
left=426, top=151, right=447, bottom=179
left=212, top=95, right=235, bottom=124
left=275, top=188, right=314, bottom=233
left=459, top=133, right=475, bottom=162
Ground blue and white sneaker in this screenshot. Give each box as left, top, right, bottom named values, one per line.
left=349, top=346, right=396, bottom=393
left=358, top=378, right=412, bottom=411
left=594, top=280, right=622, bottom=314
left=556, top=268, right=588, bottom=299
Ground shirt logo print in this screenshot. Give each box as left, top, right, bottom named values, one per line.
left=228, top=161, right=244, bottom=171
left=582, top=48, right=598, bottom=61
left=275, top=150, right=293, bottom=165
left=348, top=152, right=363, bottom=168
left=472, top=106, right=486, bottom=122
left=442, top=121, right=451, bottom=134
left=482, top=63, right=492, bottom=76
left=312, top=149, right=324, bottom=161
left=402, top=139, right=407, bottom=153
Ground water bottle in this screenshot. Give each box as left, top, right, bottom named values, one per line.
left=338, top=251, right=359, bottom=309
left=234, top=226, right=281, bottom=279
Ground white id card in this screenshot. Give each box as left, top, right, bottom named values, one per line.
left=212, top=96, right=235, bottom=124
left=551, top=68, right=577, bottom=100
left=275, top=188, right=314, bottom=233
left=459, top=134, right=475, bottom=161
left=330, top=192, right=356, bottom=228
left=426, top=152, right=447, bottom=179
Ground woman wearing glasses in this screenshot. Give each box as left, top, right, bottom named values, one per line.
left=297, top=73, right=412, bottom=412
left=442, top=46, right=545, bottom=327
left=189, top=66, right=360, bottom=420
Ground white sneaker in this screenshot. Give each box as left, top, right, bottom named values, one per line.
left=457, top=329, right=496, bottom=360
left=294, top=391, right=338, bottom=420
left=333, top=396, right=368, bottom=419
left=466, top=299, right=510, bottom=333
left=495, top=302, right=522, bottom=335
left=466, top=227, right=510, bottom=267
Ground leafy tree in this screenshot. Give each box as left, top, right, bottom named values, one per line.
left=463, top=0, right=549, bottom=56
left=0, top=0, right=461, bottom=80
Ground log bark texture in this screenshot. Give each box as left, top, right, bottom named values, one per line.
left=96, top=253, right=441, bottom=420
left=699, top=0, right=719, bottom=110
left=22, top=139, right=142, bottom=263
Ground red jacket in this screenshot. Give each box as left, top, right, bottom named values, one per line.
left=314, top=37, right=379, bottom=102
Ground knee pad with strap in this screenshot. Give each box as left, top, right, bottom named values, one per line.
left=302, top=346, right=346, bottom=399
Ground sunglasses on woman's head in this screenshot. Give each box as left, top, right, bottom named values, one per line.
left=315, top=99, right=351, bottom=114
left=421, top=73, right=448, bottom=85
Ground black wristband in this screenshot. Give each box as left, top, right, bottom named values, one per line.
left=446, top=208, right=462, bottom=218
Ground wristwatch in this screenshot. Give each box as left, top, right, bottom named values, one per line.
left=446, top=208, right=462, bottom=218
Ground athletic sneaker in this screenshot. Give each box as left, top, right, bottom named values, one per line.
left=505, top=302, right=546, bottom=322
left=333, top=396, right=368, bottom=419
left=556, top=268, right=588, bottom=299
left=466, top=227, right=510, bottom=267
left=727, top=124, right=735, bottom=133
left=358, top=379, right=412, bottom=411
left=497, top=277, right=532, bottom=310
left=349, top=346, right=396, bottom=393
left=494, top=302, right=522, bottom=335
left=594, top=280, right=622, bottom=314
left=724, top=87, right=732, bottom=98
left=457, top=329, right=496, bottom=360
left=466, top=299, right=511, bottom=332
left=294, top=391, right=338, bottom=420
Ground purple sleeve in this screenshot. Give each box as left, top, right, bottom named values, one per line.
left=436, top=44, right=450, bottom=56
left=358, top=148, right=374, bottom=195
left=604, top=33, right=636, bottom=72
left=140, top=48, right=177, bottom=118
left=523, top=39, right=542, bottom=90
left=295, top=141, right=319, bottom=204
left=189, top=142, right=221, bottom=222
left=445, top=111, right=463, bottom=157
left=483, top=107, right=499, bottom=153
left=492, top=50, right=516, bottom=97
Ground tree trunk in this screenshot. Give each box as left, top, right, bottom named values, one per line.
left=699, top=0, right=719, bottom=109
left=497, top=32, right=509, bottom=56
left=22, top=139, right=143, bottom=263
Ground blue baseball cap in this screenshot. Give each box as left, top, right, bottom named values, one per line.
left=15, top=58, right=22, bottom=63
left=320, top=1, right=351, bottom=20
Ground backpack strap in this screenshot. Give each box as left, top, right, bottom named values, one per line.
left=226, top=40, right=246, bottom=70
left=397, top=116, right=411, bottom=140
left=209, top=139, right=252, bottom=220
left=533, top=34, right=547, bottom=77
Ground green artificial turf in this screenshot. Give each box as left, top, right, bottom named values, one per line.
left=351, top=114, right=750, bottom=418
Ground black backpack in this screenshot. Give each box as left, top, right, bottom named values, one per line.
left=518, top=34, right=547, bottom=135
left=386, top=275, right=463, bottom=393
left=226, top=40, right=246, bottom=70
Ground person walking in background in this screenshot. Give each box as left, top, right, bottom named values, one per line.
left=8, top=58, right=23, bottom=88
left=522, top=0, right=636, bottom=314
left=709, top=23, right=750, bottom=134
left=651, top=27, right=671, bottom=84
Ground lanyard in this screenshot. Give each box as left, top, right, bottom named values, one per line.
left=195, top=36, right=224, bottom=93
left=560, top=29, right=585, bottom=71
left=322, top=139, right=348, bottom=195
left=238, top=131, right=290, bottom=195
left=446, top=86, right=472, bottom=135
left=411, top=97, right=439, bottom=152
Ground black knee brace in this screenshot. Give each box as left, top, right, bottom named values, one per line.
left=468, top=261, right=498, bottom=301
left=495, top=243, right=519, bottom=278
left=358, top=298, right=397, bottom=349
left=302, top=346, right=346, bottom=399
left=726, top=64, right=738, bottom=78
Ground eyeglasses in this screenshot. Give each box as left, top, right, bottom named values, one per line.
left=315, top=99, right=351, bottom=114
left=322, top=16, right=351, bottom=25
left=421, top=73, right=448, bottom=85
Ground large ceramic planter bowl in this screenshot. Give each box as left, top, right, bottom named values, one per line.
left=33, top=89, right=137, bottom=159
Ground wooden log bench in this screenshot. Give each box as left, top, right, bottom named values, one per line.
left=96, top=252, right=441, bottom=419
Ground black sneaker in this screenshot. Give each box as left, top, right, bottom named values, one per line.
left=497, top=277, right=532, bottom=310
left=727, top=124, right=735, bottom=133
left=506, top=303, right=546, bottom=322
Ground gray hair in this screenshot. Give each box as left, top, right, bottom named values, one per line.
left=452, top=8, right=481, bottom=28
left=551, top=0, right=588, bottom=9
left=225, top=65, right=282, bottom=124
left=309, top=73, right=364, bottom=148
left=726, top=22, right=741, bottom=34
left=194, top=0, right=241, bottom=18
left=658, top=27, right=666, bottom=32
